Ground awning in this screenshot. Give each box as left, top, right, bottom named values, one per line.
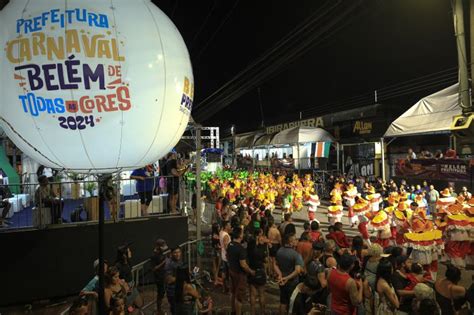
left=271, top=126, right=334, bottom=145
left=234, top=132, right=262, bottom=148
left=384, top=84, right=461, bottom=138
left=253, top=134, right=275, bottom=147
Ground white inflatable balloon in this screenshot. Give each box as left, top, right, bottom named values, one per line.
left=0, top=0, right=193, bottom=172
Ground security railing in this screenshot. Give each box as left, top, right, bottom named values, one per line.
left=0, top=175, right=185, bottom=231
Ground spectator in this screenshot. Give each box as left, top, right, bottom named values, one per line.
left=407, top=148, right=416, bottom=161
left=211, top=223, right=222, bottom=286
left=288, top=277, right=321, bottom=314
left=460, top=186, right=472, bottom=200
left=321, top=239, right=337, bottom=269
left=68, top=297, right=89, bottom=315
left=375, top=258, right=399, bottom=314
left=327, top=253, right=364, bottom=315
left=296, top=232, right=313, bottom=266
left=0, top=184, right=12, bottom=227
left=267, top=216, right=281, bottom=281
left=428, top=185, right=439, bottom=216
left=363, top=244, right=389, bottom=291
left=391, top=255, right=414, bottom=315
left=309, top=220, right=323, bottom=242
left=279, top=212, right=292, bottom=236
left=80, top=259, right=109, bottom=300
left=247, top=228, right=268, bottom=315
left=445, top=148, right=457, bottom=159
left=434, top=264, right=467, bottom=314
left=274, top=233, right=304, bottom=315
left=130, top=164, right=155, bottom=216
left=166, top=152, right=187, bottom=214
left=198, top=289, right=213, bottom=315
left=303, top=221, right=310, bottom=233
left=327, top=222, right=350, bottom=249
left=403, top=263, right=430, bottom=291
left=219, top=220, right=232, bottom=293
left=175, top=266, right=201, bottom=315
left=412, top=283, right=438, bottom=314
left=416, top=298, right=440, bottom=315
left=35, top=175, right=62, bottom=224
left=104, top=266, right=130, bottom=312
left=307, top=241, right=328, bottom=305
left=227, top=227, right=255, bottom=315
left=151, top=239, right=168, bottom=315
left=114, top=243, right=143, bottom=310
left=109, top=297, right=125, bottom=315
left=434, top=150, right=444, bottom=159
left=165, top=247, right=184, bottom=315
left=449, top=186, right=458, bottom=198
left=115, top=244, right=133, bottom=284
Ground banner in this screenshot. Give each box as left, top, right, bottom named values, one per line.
left=395, top=159, right=473, bottom=181
left=344, top=143, right=376, bottom=178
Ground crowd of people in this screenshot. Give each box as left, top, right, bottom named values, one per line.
left=207, top=202, right=474, bottom=314
left=67, top=168, right=474, bottom=315
left=68, top=239, right=214, bottom=315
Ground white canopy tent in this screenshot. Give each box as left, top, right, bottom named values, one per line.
left=270, top=126, right=336, bottom=170
left=384, top=84, right=461, bottom=138
left=271, top=126, right=334, bottom=145
left=381, top=84, right=461, bottom=180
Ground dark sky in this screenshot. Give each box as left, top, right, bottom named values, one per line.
left=156, top=1, right=458, bottom=133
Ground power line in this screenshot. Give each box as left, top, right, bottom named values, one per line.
left=195, top=0, right=241, bottom=61
left=194, top=1, right=366, bottom=121
left=189, top=0, right=217, bottom=50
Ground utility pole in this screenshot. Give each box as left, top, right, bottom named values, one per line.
left=453, top=0, right=472, bottom=114
left=471, top=0, right=474, bottom=112
left=195, top=125, right=202, bottom=269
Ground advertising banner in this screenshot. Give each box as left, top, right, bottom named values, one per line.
left=395, top=159, right=473, bottom=181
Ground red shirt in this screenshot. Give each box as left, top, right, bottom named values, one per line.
left=327, top=231, right=350, bottom=248
left=296, top=241, right=313, bottom=263
left=328, top=270, right=356, bottom=315
left=310, top=230, right=322, bottom=242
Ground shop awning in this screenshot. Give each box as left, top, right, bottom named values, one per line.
left=234, top=132, right=262, bottom=148
left=271, top=126, right=334, bottom=145
left=253, top=134, right=275, bottom=147
left=384, top=84, right=461, bottom=138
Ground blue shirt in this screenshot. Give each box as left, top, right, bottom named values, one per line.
left=131, top=168, right=155, bottom=192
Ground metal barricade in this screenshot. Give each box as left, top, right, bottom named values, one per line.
left=0, top=174, right=184, bottom=231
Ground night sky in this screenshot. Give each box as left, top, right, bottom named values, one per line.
left=154, top=0, right=458, bottom=134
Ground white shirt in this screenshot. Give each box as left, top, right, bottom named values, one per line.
left=219, top=230, right=229, bottom=262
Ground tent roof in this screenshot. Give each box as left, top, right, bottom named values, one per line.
left=234, top=132, right=262, bottom=148
left=271, top=126, right=334, bottom=145
left=384, top=84, right=461, bottom=138
left=254, top=134, right=275, bottom=147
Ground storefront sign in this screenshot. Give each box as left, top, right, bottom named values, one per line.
left=266, top=117, right=324, bottom=134
left=395, top=159, right=472, bottom=181
left=352, top=120, right=373, bottom=135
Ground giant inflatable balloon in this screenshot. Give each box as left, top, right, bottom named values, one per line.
left=0, top=0, right=193, bottom=172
